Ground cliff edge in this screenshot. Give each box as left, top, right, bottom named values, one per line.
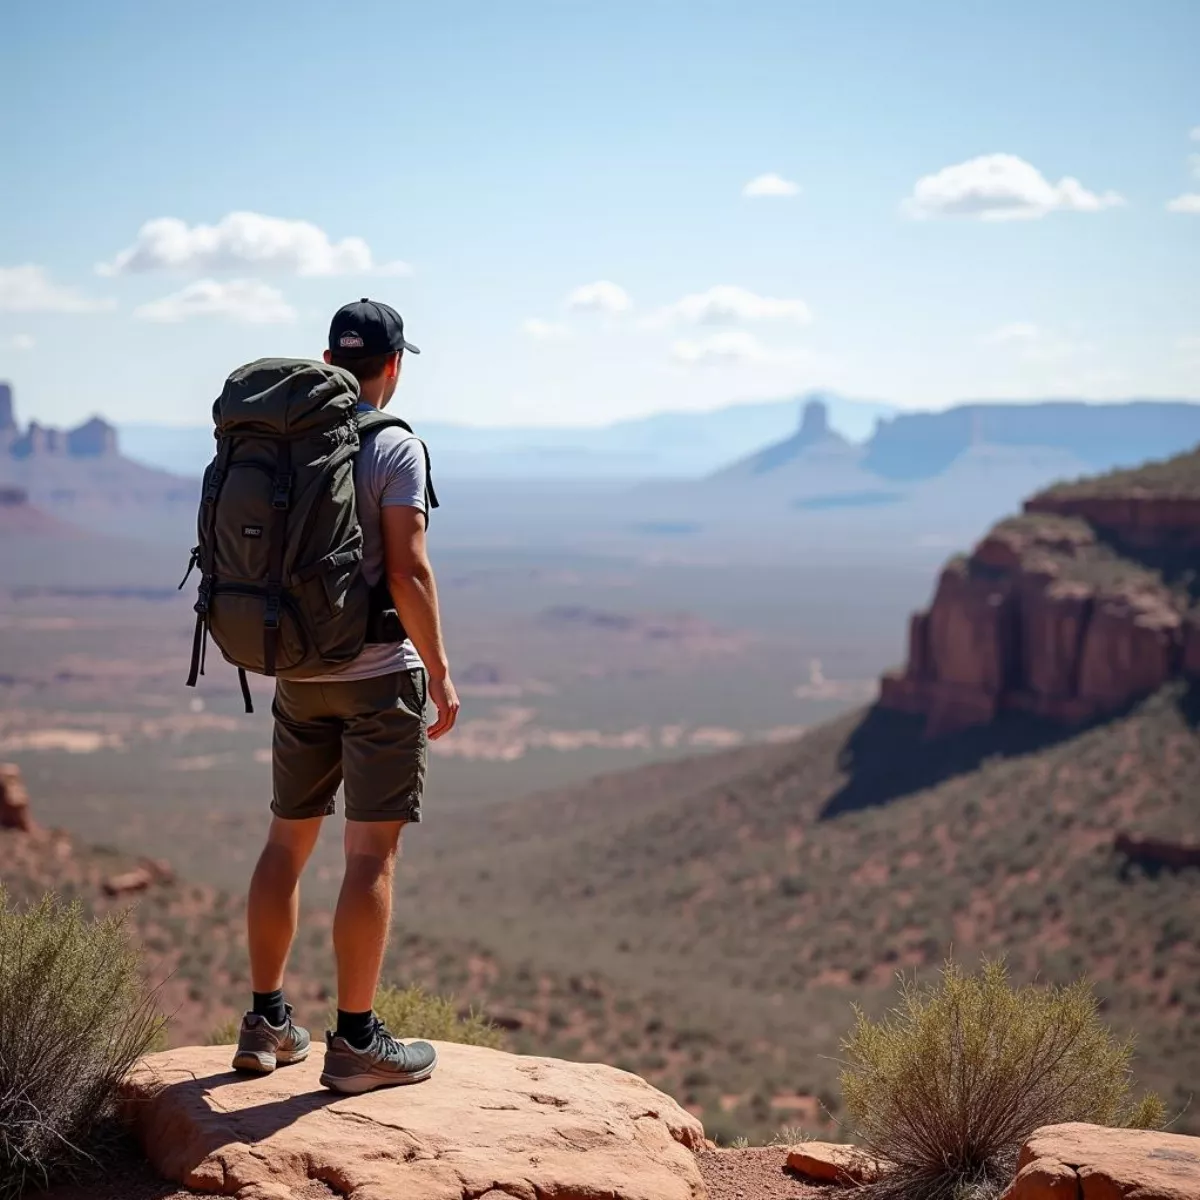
left=880, top=445, right=1200, bottom=737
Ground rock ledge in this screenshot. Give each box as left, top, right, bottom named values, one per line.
left=1003, top=1122, right=1200, bottom=1200
left=121, top=1042, right=705, bottom=1200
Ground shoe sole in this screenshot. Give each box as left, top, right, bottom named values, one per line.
left=232, top=1045, right=310, bottom=1074
left=319, top=1056, right=438, bottom=1094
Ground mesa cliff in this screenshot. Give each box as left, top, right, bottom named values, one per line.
left=880, top=445, right=1200, bottom=737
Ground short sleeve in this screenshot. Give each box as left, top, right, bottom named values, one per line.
left=373, top=429, right=427, bottom=514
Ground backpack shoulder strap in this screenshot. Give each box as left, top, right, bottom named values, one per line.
left=353, top=409, right=440, bottom=516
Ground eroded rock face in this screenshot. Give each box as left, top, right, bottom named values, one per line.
left=1027, top=493, right=1200, bottom=550
left=880, top=507, right=1193, bottom=737
left=0, top=763, right=33, bottom=832
left=121, top=1042, right=706, bottom=1200
left=1003, top=1122, right=1200, bottom=1200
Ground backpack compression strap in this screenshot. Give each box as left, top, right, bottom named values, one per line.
left=354, top=409, right=440, bottom=518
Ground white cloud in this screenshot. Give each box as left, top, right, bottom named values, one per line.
left=522, top=317, right=569, bottom=340
left=1167, top=193, right=1200, bottom=214
left=982, top=322, right=1087, bottom=363
left=671, top=331, right=770, bottom=365
left=565, top=280, right=631, bottom=314
left=1191, top=127, right=1200, bottom=141
left=3, top=333, right=35, bottom=351
left=651, top=284, right=812, bottom=328
left=984, top=322, right=1040, bottom=344
left=99, top=212, right=410, bottom=277
left=742, top=172, right=800, bottom=198
left=0, top=265, right=114, bottom=313
left=134, top=279, right=296, bottom=324
left=903, top=154, right=1125, bottom=221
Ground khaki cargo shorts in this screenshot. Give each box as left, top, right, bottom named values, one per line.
left=271, top=669, right=427, bottom=823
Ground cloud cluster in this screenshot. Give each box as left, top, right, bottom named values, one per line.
left=653, top=284, right=811, bottom=327
left=565, top=280, right=631, bottom=314
left=742, top=172, right=800, bottom=198
left=0, top=265, right=114, bottom=313
left=3, top=333, right=35, bottom=351
left=1167, top=194, right=1200, bottom=214
left=983, top=321, right=1087, bottom=363
left=99, top=212, right=409, bottom=277
left=522, top=318, right=569, bottom=340
left=671, top=330, right=769, bottom=364
left=134, top=279, right=296, bottom=324
left=904, top=154, right=1124, bottom=221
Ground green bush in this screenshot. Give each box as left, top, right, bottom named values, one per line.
left=840, top=959, right=1164, bottom=1200
left=204, top=1017, right=241, bottom=1046
left=0, top=887, right=165, bottom=1199
left=330, top=984, right=505, bottom=1049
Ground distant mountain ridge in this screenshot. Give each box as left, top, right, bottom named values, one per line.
left=117, top=391, right=896, bottom=480
left=0, top=383, right=195, bottom=542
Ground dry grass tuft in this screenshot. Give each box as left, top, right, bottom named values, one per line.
left=329, top=983, right=506, bottom=1050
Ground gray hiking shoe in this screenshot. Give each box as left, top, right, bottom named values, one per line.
left=231, top=1005, right=311, bottom=1074
left=319, top=1017, right=438, bottom=1094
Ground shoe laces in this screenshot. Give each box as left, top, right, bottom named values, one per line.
left=369, top=1015, right=404, bottom=1058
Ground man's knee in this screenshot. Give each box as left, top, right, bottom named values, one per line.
left=342, top=820, right=405, bottom=885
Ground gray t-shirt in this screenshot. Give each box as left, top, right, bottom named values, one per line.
left=297, top=403, right=427, bottom=681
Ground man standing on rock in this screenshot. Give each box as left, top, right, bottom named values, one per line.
left=231, top=299, right=460, bottom=1093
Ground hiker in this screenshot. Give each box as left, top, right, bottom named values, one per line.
left=185, top=299, right=459, bottom=1093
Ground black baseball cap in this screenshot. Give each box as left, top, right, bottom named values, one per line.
left=328, top=298, right=420, bottom=358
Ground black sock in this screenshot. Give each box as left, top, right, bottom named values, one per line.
left=252, top=989, right=286, bottom=1027
left=336, top=1009, right=375, bottom=1050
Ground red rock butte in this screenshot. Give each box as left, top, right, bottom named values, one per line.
left=881, top=444, right=1200, bottom=737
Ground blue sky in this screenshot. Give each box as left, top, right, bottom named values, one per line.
left=1, top=0, right=1197, bottom=429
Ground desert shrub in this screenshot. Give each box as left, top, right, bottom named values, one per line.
left=0, top=887, right=165, bottom=1199
left=332, top=984, right=504, bottom=1049
left=205, top=1017, right=241, bottom=1046
left=839, top=959, right=1164, bottom=1200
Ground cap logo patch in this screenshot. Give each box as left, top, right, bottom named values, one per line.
left=339, top=332, right=364, bottom=348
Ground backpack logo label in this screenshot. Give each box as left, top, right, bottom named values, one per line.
left=241, top=525, right=263, bottom=539
left=339, top=332, right=364, bottom=348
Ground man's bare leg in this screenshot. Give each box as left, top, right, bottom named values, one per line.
left=333, top=819, right=406, bottom=1015
left=320, top=818, right=437, bottom=1092
left=247, top=815, right=324, bottom=994
left=233, top=815, right=323, bottom=1074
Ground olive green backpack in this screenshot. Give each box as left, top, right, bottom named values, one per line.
left=180, top=358, right=436, bottom=711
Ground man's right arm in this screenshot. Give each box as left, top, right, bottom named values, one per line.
left=379, top=504, right=460, bottom=740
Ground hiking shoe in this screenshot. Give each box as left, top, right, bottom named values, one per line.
left=231, top=1005, right=311, bottom=1074
left=319, top=1017, right=438, bottom=1094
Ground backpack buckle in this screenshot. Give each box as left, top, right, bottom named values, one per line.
left=263, top=593, right=282, bottom=629
left=194, top=578, right=212, bottom=615
left=271, top=474, right=293, bottom=510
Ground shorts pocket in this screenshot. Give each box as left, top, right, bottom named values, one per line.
left=399, top=669, right=427, bottom=718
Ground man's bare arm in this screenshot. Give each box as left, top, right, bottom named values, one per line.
left=380, top=504, right=460, bottom=740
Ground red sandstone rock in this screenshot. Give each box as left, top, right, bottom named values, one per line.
left=1115, top=832, right=1200, bottom=871
left=879, top=504, right=1193, bottom=737
left=1076, top=591, right=1181, bottom=709
left=1184, top=614, right=1200, bottom=679
left=1003, top=1122, right=1200, bottom=1200
left=102, top=867, right=154, bottom=897
left=0, top=763, right=33, bottom=832
left=925, top=562, right=1015, bottom=693
left=1026, top=493, right=1200, bottom=550
left=121, top=1042, right=706, bottom=1200
left=1020, top=579, right=1093, bottom=701
left=786, top=1142, right=888, bottom=1185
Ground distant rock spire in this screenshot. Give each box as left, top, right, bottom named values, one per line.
left=798, top=397, right=830, bottom=442
left=0, top=383, right=14, bottom=433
